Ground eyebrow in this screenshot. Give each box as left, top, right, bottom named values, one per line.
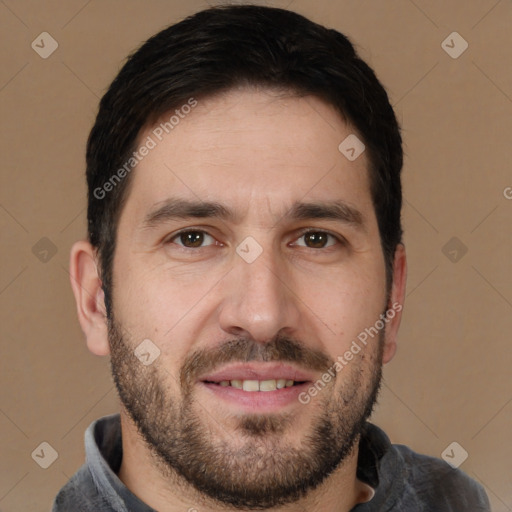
left=286, top=201, right=364, bottom=228
left=141, top=197, right=365, bottom=230
left=142, top=198, right=236, bottom=228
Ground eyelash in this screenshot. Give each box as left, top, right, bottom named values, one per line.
left=166, top=228, right=345, bottom=250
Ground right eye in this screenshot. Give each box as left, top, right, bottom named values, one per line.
left=167, top=230, right=219, bottom=249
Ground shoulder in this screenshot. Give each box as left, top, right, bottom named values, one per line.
left=51, top=464, right=110, bottom=512
left=394, top=444, right=491, bottom=511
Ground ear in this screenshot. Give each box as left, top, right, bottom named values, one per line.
left=381, top=243, right=407, bottom=364
left=69, top=240, right=110, bottom=356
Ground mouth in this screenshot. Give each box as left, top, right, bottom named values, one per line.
left=197, top=363, right=315, bottom=411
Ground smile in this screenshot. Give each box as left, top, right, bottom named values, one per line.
left=204, top=379, right=305, bottom=391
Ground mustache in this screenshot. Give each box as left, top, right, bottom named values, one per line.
left=180, top=334, right=334, bottom=391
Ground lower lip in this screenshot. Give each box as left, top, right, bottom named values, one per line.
left=199, top=382, right=310, bottom=412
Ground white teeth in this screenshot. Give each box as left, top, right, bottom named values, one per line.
left=215, top=379, right=298, bottom=391
left=242, top=380, right=260, bottom=392
left=259, top=379, right=277, bottom=392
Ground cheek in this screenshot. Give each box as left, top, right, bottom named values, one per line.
left=112, top=260, right=223, bottom=353
left=302, top=263, right=386, bottom=322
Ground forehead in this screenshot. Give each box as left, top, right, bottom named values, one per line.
left=121, top=88, right=374, bottom=228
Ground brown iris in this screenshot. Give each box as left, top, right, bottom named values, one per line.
left=180, top=231, right=205, bottom=247
left=304, top=232, right=329, bottom=248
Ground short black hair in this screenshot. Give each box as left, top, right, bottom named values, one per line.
left=86, top=4, right=403, bottom=314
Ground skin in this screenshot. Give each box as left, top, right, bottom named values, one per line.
left=70, top=88, right=407, bottom=512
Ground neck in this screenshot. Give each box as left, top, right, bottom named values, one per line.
left=117, top=410, right=374, bottom=512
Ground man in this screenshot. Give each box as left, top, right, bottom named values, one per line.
left=54, top=4, right=490, bottom=511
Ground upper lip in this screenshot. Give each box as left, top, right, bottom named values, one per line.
left=198, top=362, right=316, bottom=383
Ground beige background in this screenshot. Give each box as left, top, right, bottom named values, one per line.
left=1, top=0, right=511, bottom=510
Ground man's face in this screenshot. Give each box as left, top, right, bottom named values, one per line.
left=109, top=89, right=392, bottom=507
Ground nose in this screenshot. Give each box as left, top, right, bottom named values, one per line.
left=218, top=247, right=301, bottom=344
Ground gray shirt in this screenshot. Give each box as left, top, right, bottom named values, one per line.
left=52, top=414, right=491, bottom=511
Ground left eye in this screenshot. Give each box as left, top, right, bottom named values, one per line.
left=294, top=231, right=339, bottom=249
left=170, top=230, right=217, bottom=248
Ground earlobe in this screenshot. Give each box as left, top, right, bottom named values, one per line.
left=69, top=241, right=111, bottom=356
left=382, top=243, right=407, bottom=364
